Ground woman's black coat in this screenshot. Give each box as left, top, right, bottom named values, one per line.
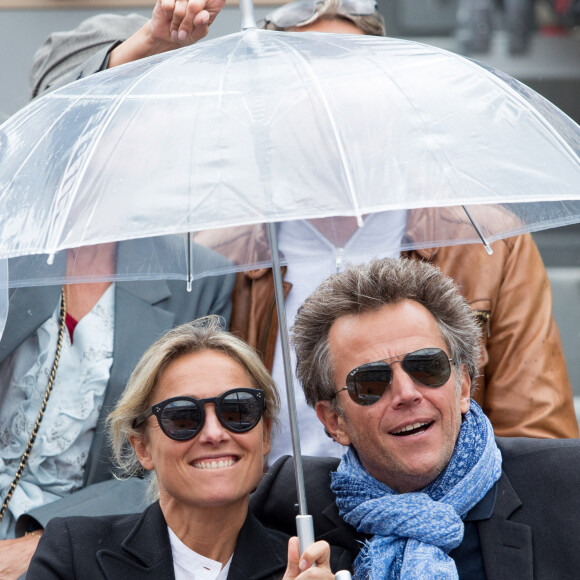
left=27, top=501, right=289, bottom=579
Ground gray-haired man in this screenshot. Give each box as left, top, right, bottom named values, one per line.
left=286, top=257, right=580, bottom=578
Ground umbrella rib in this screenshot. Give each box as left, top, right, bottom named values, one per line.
left=269, top=33, right=363, bottom=226
left=2, top=93, right=92, bottom=254
left=461, top=57, right=580, bottom=171
left=461, top=206, right=493, bottom=254
left=47, top=53, right=184, bottom=251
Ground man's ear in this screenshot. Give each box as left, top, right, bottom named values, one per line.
left=459, top=365, right=471, bottom=415
left=130, top=434, right=154, bottom=471
left=315, top=401, right=352, bottom=446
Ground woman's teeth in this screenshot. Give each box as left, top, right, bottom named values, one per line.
left=193, top=458, right=236, bottom=470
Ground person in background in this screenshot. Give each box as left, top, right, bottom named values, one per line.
left=234, top=0, right=578, bottom=461
left=0, top=2, right=233, bottom=578
left=30, top=0, right=225, bottom=98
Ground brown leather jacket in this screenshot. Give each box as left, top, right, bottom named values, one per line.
left=205, top=209, right=578, bottom=439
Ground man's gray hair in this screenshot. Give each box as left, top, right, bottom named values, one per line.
left=292, top=257, right=482, bottom=406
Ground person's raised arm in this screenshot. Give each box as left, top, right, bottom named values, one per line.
left=31, top=0, right=226, bottom=97
left=108, top=0, right=226, bottom=67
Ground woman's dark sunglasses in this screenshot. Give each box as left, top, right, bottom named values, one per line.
left=334, top=348, right=453, bottom=406
left=133, top=388, right=265, bottom=441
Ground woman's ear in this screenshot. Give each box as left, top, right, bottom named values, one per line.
left=130, top=433, right=154, bottom=471
left=262, top=418, right=272, bottom=457
left=315, top=401, right=352, bottom=446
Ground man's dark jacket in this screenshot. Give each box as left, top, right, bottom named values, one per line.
left=251, top=437, right=580, bottom=580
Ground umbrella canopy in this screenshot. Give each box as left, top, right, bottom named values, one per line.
left=1, top=28, right=580, bottom=272
left=1, top=28, right=580, bottom=549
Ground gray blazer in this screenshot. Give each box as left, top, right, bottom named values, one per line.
left=31, top=13, right=146, bottom=98
left=2, top=236, right=235, bottom=530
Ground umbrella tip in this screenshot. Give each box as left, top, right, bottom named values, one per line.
left=239, top=0, right=257, bottom=30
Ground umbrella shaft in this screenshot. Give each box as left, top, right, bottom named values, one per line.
left=239, top=0, right=257, bottom=29
left=267, top=222, right=309, bottom=517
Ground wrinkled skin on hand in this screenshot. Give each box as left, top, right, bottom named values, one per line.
left=0, top=533, right=42, bottom=580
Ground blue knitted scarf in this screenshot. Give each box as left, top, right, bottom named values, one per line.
left=331, top=401, right=501, bottom=580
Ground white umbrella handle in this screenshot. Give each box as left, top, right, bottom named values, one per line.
left=296, top=514, right=315, bottom=555
left=297, top=515, right=353, bottom=579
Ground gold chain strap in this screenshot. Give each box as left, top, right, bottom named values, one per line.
left=0, top=289, right=67, bottom=524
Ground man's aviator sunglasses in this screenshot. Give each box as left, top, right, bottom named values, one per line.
left=334, top=348, right=454, bottom=406
left=133, top=388, right=266, bottom=441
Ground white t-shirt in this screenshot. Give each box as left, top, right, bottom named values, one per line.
left=269, top=213, right=406, bottom=462
left=168, top=526, right=232, bottom=580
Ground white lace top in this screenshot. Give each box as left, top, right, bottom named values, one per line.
left=0, top=285, right=114, bottom=539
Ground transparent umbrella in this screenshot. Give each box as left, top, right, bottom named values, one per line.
left=1, top=12, right=580, bottom=558
left=2, top=29, right=580, bottom=262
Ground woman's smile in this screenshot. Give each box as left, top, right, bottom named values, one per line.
left=191, top=455, right=239, bottom=470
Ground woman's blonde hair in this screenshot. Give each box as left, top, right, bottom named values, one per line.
left=107, top=316, right=280, bottom=494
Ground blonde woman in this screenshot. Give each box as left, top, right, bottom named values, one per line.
left=28, top=317, right=334, bottom=579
